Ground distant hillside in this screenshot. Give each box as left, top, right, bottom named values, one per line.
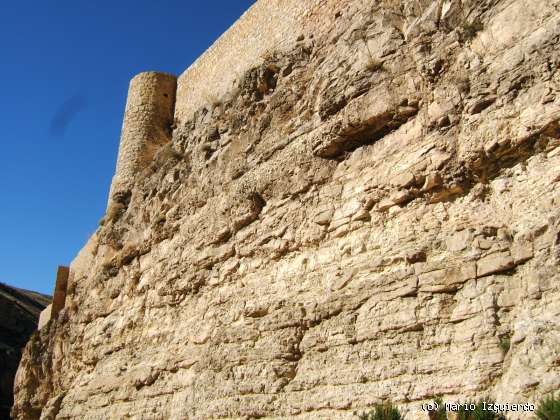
left=0, top=283, right=50, bottom=419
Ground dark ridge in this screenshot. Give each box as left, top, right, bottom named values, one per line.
left=0, top=282, right=50, bottom=419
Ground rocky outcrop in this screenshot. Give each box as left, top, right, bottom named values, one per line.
left=13, top=0, right=560, bottom=418
left=0, top=283, right=50, bottom=419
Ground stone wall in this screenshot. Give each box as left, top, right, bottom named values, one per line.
left=174, top=0, right=328, bottom=122
left=51, top=266, right=69, bottom=316
left=108, top=72, right=177, bottom=205
left=37, top=305, right=51, bottom=330
left=37, top=266, right=70, bottom=330
left=12, top=0, right=560, bottom=419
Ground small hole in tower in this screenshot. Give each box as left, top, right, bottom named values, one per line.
left=163, top=93, right=168, bottom=98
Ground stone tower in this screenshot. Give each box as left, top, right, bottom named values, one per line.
left=108, top=71, right=177, bottom=204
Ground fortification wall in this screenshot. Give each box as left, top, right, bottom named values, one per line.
left=108, top=72, right=177, bottom=204
left=37, top=266, right=69, bottom=330
left=13, top=0, right=560, bottom=419
left=108, top=1, right=334, bottom=201
left=174, top=0, right=327, bottom=122
left=51, top=266, right=69, bottom=316
left=37, top=305, right=51, bottom=330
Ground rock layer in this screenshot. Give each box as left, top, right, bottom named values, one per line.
left=13, top=0, right=560, bottom=419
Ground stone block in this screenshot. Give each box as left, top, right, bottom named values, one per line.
left=418, top=263, right=476, bottom=292
left=476, top=253, right=515, bottom=277
left=430, top=151, right=451, bottom=170
left=421, top=172, right=442, bottom=191
left=313, top=208, right=334, bottom=226
left=108, top=72, right=178, bottom=206
left=467, top=95, right=497, bottom=115
left=51, top=266, right=70, bottom=318
left=446, top=229, right=473, bottom=252
left=378, top=190, right=413, bottom=210
left=511, top=241, right=534, bottom=264
left=38, top=304, right=52, bottom=330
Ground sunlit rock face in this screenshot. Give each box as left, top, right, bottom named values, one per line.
left=12, top=0, right=560, bottom=418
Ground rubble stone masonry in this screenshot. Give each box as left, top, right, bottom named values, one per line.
left=12, top=0, right=560, bottom=418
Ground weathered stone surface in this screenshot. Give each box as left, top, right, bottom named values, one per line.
left=477, top=252, right=516, bottom=278
left=51, top=266, right=69, bottom=318
left=417, top=262, right=476, bottom=293
left=37, top=267, right=71, bottom=332
left=108, top=72, right=177, bottom=207
left=12, top=0, right=560, bottom=419
left=511, top=241, right=534, bottom=264
left=37, top=304, right=51, bottom=330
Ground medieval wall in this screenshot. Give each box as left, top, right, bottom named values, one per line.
left=12, top=0, right=560, bottom=419
left=174, top=0, right=325, bottom=122
left=108, top=72, right=177, bottom=205
left=37, top=266, right=70, bottom=330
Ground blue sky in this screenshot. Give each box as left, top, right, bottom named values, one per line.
left=0, top=0, right=255, bottom=295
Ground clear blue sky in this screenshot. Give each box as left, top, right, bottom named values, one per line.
left=0, top=0, right=255, bottom=295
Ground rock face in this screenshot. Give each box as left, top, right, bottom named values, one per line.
left=0, top=283, right=50, bottom=419
left=12, top=0, right=560, bottom=418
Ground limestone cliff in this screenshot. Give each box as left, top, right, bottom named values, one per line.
left=13, top=0, right=560, bottom=418
left=0, top=283, right=50, bottom=419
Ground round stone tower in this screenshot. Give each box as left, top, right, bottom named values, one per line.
left=108, top=71, right=177, bottom=205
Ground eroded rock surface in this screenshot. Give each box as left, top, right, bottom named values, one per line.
left=13, top=0, right=560, bottom=418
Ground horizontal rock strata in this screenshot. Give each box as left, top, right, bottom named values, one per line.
left=13, top=0, right=560, bottom=418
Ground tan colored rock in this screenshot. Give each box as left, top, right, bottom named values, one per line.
left=421, top=172, right=442, bottom=192
left=37, top=304, right=52, bottom=330
left=476, top=252, right=516, bottom=278
left=378, top=190, right=413, bottom=211
left=108, top=72, right=177, bottom=206
left=51, top=266, right=69, bottom=317
left=511, top=241, right=534, bottom=264
left=12, top=0, right=560, bottom=419
left=446, top=229, right=473, bottom=252
left=467, top=95, right=497, bottom=115
left=391, top=171, right=416, bottom=188
left=313, top=208, right=334, bottom=226
left=418, top=262, right=476, bottom=293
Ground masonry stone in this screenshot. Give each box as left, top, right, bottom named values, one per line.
left=12, top=0, right=560, bottom=419
left=37, top=304, right=52, bottom=330
left=108, top=72, right=177, bottom=205
left=37, top=266, right=70, bottom=330
left=51, top=266, right=69, bottom=316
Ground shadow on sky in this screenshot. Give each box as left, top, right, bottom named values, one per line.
left=49, top=94, right=88, bottom=137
